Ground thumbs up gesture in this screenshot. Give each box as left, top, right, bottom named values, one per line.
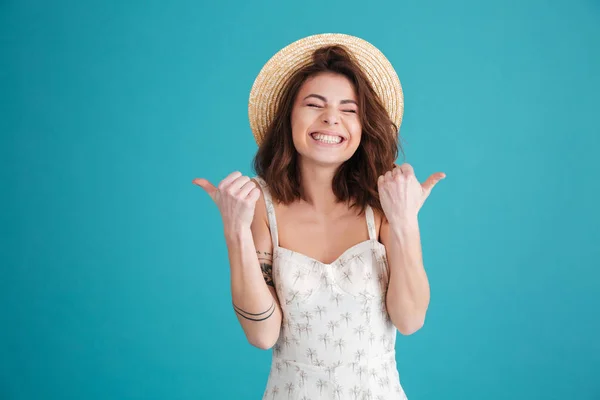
left=193, top=171, right=261, bottom=233
left=377, top=163, right=445, bottom=226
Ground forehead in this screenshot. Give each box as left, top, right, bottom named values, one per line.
left=297, top=72, right=357, bottom=100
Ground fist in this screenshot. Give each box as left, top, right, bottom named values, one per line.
left=193, top=171, right=261, bottom=231
left=377, top=163, right=445, bottom=225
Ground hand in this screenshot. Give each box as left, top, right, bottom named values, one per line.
left=377, top=163, right=445, bottom=225
left=193, top=171, right=261, bottom=232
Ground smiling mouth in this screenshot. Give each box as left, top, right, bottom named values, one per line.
left=310, top=132, right=345, bottom=144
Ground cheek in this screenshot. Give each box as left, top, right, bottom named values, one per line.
left=291, top=110, right=312, bottom=133
left=348, top=119, right=362, bottom=140
left=290, top=112, right=312, bottom=148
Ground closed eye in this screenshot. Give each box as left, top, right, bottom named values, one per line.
left=307, top=103, right=323, bottom=108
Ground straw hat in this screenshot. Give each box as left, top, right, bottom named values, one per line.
left=248, top=33, right=404, bottom=145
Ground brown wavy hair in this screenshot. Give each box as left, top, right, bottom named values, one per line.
left=252, top=45, right=403, bottom=215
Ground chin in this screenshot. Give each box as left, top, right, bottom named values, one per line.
left=299, top=152, right=354, bottom=168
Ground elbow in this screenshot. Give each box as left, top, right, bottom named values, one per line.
left=248, top=334, right=279, bottom=350
left=395, top=315, right=426, bottom=336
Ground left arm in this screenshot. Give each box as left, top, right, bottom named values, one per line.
left=380, top=216, right=429, bottom=335
left=377, top=163, right=445, bottom=335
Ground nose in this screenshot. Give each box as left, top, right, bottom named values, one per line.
left=322, top=108, right=339, bottom=125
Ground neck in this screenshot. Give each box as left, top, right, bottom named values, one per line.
left=298, top=159, right=343, bottom=214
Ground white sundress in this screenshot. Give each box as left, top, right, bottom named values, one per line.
left=255, top=177, right=408, bottom=400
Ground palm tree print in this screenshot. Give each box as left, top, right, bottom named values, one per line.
left=316, top=379, right=328, bottom=395
left=310, top=260, right=321, bottom=271
left=359, top=290, right=374, bottom=303
left=284, top=316, right=294, bottom=331
left=298, top=370, right=307, bottom=387
left=314, top=305, right=326, bottom=319
left=304, top=323, right=312, bottom=336
left=325, top=366, right=334, bottom=380
left=370, top=246, right=379, bottom=260
left=349, top=253, right=365, bottom=264
left=300, top=311, right=313, bottom=324
left=327, top=320, right=339, bottom=335
left=253, top=182, right=407, bottom=399
left=295, top=323, right=304, bottom=338
left=293, top=269, right=305, bottom=285
left=286, top=290, right=300, bottom=305
left=333, top=384, right=343, bottom=400
left=318, top=333, right=330, bottom=349
left=355, top=349, right=365, bottom=362
left=330, top=292, right=342, bottom=306
left=358, top=366, right=367, bottom=381
left=334, top=338, right=346, bottom=353
left=305, top=348, right=316, bottom=362
left=354, top=324, right=366, bottom=340
left=382, top=362, right=390, bottom=376
left=302, top=289, right=313, bottom=300
left=341, top=269, right=352, bottom=283
left=379, top=334, right=387, bottom=347
left=349, top=385, right=361, bottom=400
left=370, top=368, right=379, bottom=381
left=379, top=376, right=391, bottom=389
left=312, top=358, right=325, bottom=367
left=340, top=312, right=352, bottom=326
left=284, top=382, right=295, bottom=398
left=320, top=272, right=329, bottom=287
left=361, top=307, right=372, bottom=324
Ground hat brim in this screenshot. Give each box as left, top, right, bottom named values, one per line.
left=248, top=33, right=404, bottom=145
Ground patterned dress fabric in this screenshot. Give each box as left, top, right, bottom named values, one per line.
left=255, top=177, right=408, bottom=400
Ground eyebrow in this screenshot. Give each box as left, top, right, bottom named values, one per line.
left=303, top=94, right=357, bottom=105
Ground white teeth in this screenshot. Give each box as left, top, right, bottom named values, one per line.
left=311, top=133, right=342, bottom=144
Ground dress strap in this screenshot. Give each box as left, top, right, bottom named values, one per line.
left=253, top=176, right=279, bottom=248
left=365, top=205, right=377, bottom=241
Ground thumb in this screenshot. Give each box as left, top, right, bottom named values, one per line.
left=421, top=172, right=446, bottom=197
left=192, top=178, right=218, bottom=201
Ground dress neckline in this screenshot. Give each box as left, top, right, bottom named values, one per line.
left=276, top=239, right=385, bottom=266
left=253, top=176, right=379, bottom=253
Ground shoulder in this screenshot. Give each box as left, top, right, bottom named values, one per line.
left=250, top=178, right=274, bottom=251
left=370, top=207, right=387, bottom=240
left=250, top=177, right=269, bottom=226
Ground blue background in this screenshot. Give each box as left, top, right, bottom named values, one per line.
left=2, top=0, right=599, bottom=399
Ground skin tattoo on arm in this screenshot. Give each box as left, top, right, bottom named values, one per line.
left=257, top=250, right=275, bottom=288
left=233, top=301, right=276, bottom=321
left=231, top=250, right=276, bottom=322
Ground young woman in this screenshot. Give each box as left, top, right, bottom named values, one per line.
left=194, top=33, right=445, bottom=400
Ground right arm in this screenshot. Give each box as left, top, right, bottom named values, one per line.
left=194, top=172, right=282, bottom=349
left=223, top=180, right=282, bottom=349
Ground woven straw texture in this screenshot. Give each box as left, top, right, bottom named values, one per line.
left=248, top=33, right=404, bottom=145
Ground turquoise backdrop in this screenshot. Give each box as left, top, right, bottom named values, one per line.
left=2, top=0, right=599, bottom=399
